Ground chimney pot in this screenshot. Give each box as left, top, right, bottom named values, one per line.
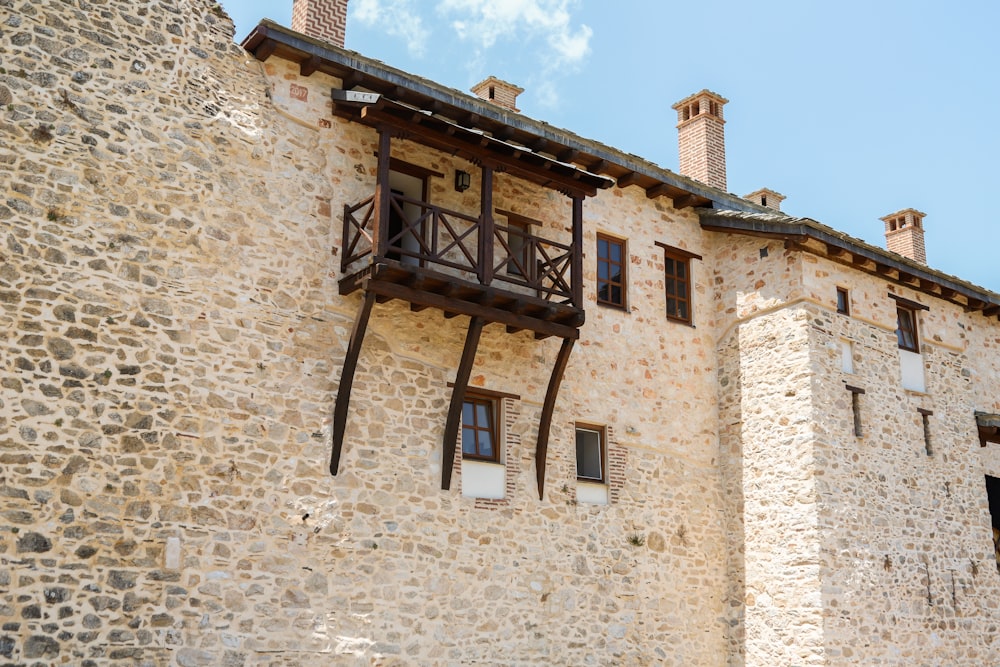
left=292, top=0, right=349, bottom=48
left=472, top=77, right=524, bottom=113
left=672, top=89, right=728, bottom=191
left=881, top=208, right=928, bottom=264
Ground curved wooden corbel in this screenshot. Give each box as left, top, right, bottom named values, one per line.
left=535, top=337, right=575, bottom=500
left=330, top=290, right=377, bottom=475
left=441, top=316, right=485, bottom=490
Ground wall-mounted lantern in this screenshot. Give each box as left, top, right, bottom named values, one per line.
left=455, top=170, right=471, bottom=192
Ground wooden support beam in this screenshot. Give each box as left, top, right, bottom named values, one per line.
left=441, top=317, right=485, bottom=490
left=493, top=126, right=514, bottom=141
left=557, top=148, right=579, bottom=163
left=343, top=71, right=364, bottom=90
left=410, top=303, right=431, bottom=312
left=851, top=254, right=871, bottom=268
left=616, top=171, right=641, bottom=188
left=530, top=137, right=549, bottom=153
left=373, top=129, right=392, bottom=260
left=588, top=159, right=612, bottom=175
left=571, top=196, right=584, bottom=309
left=254, top=39, right=277, bottom=62
left=535, top=337, right=575, bottom=500
left=365, top=279, right=580, bottom=339
left=330, top=291, right=377, bottom=475
left=646, top=183, right=671, bottom=199
left=825, top=243, right=849, bottom=258
left=300, top=56, right=322, bottom=77
left=982, top=305, right=1000, bottom=318
left=479, top=165, right=494, bottom=286
left=671, top=194, right=699, bottom=209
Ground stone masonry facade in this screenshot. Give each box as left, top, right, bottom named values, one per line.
left=2, top=1, right=1000, bottom=665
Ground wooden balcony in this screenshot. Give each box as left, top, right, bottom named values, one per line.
left=340, top=190, right=584, bottom=339
left=329, top=105, right=609, bottom=498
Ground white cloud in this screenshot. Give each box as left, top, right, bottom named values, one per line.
left=352, top=0, right=430, bottom=56
left=437, top=0, right=592, bottom=67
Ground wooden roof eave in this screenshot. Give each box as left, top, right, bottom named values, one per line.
left=977, top=412, right=1000, bottom=447
left=241, top=20, right=762, bottom=214
left=335, top=96, right=609, bottom=197
left=700, top=212, right=1000, bottom=315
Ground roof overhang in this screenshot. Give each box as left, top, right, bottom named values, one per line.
left=241, top=21, right=765, bottom=211
left=978, top=412, right=1000, bottom=447
left=331, top=91, right=611, bottom=197
left=699, top=209, right=1000, bottom=316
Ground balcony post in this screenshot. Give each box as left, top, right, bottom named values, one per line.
left=571, top=195, right=583, bottom=308
left=478, top=164, right=494, bottom=285
left=373, top=127, right=392, bottom=261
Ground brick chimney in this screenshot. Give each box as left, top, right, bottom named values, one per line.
left=745, top=188, right=785, bottom=212
left=471, top=77, right=524, bottom=113
left=673, top=90, right=728, bottom=191
left=292, top=0, right=348, bottom=48
left=881, top=208, right=927, bottom=264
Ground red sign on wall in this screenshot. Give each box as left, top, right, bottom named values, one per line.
left=290, top=83, right=308, bottom=102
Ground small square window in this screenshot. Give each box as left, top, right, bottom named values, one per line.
left=836, top=287, right=850, bottom=315
left=896, top=305, right=919, bottom=353
left=596, top=234, right=626, bottom=309
left=575, top=425, right=605, bottom=483
left=462, top=395, right=498, bottom=462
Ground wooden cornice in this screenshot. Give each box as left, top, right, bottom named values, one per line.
left=339, top=101, right=607, bottom=197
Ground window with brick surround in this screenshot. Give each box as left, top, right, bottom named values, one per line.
left=656, top=242, right=701, bottom=324
left=575, top=425, right=606, bottom=483
left=462, top=395, right=498, bottom=462
left=596, top=234, right=626, bottom=309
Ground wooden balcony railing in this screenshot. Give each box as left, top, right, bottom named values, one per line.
left=341, top=191, right=579, bottom=307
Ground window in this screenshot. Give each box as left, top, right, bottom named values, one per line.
left=576, top=426, right=605, bottom=483
left=657, top=243, right=701, bottom=324
left=895, top=304, right=919, bottom=352
left=497, top=210, right=538, bottom=279
left=506, top=220, right=530, bottom=276
left=462, top=395, right=498, bottom=462
left=836, top=287, right=850, bottom=315
left=596, top=234, right=626, bottom=308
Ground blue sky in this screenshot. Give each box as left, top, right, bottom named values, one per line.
left=225, top=0, right=1000, bottom=292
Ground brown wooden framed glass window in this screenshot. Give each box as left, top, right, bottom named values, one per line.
left=596, top=234, right=626, bottom=308
left=575, top=425, right=606, bottom=483
left=656, top=242, right=701, bottom=324
left=895, top=305, right=918, bottom=352
left=462, top=395, right=498, bottom=462
left=836, top=287, right=850, bottom=315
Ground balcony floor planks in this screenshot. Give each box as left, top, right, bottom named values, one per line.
left=340, top=262, right=583, bottom=339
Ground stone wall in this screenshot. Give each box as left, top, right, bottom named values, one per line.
left=0, top=1, right=732, bottom=664
left=5, top=0, right=1000, bottom=665
left=713, top=233, right=1000, bottom=665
